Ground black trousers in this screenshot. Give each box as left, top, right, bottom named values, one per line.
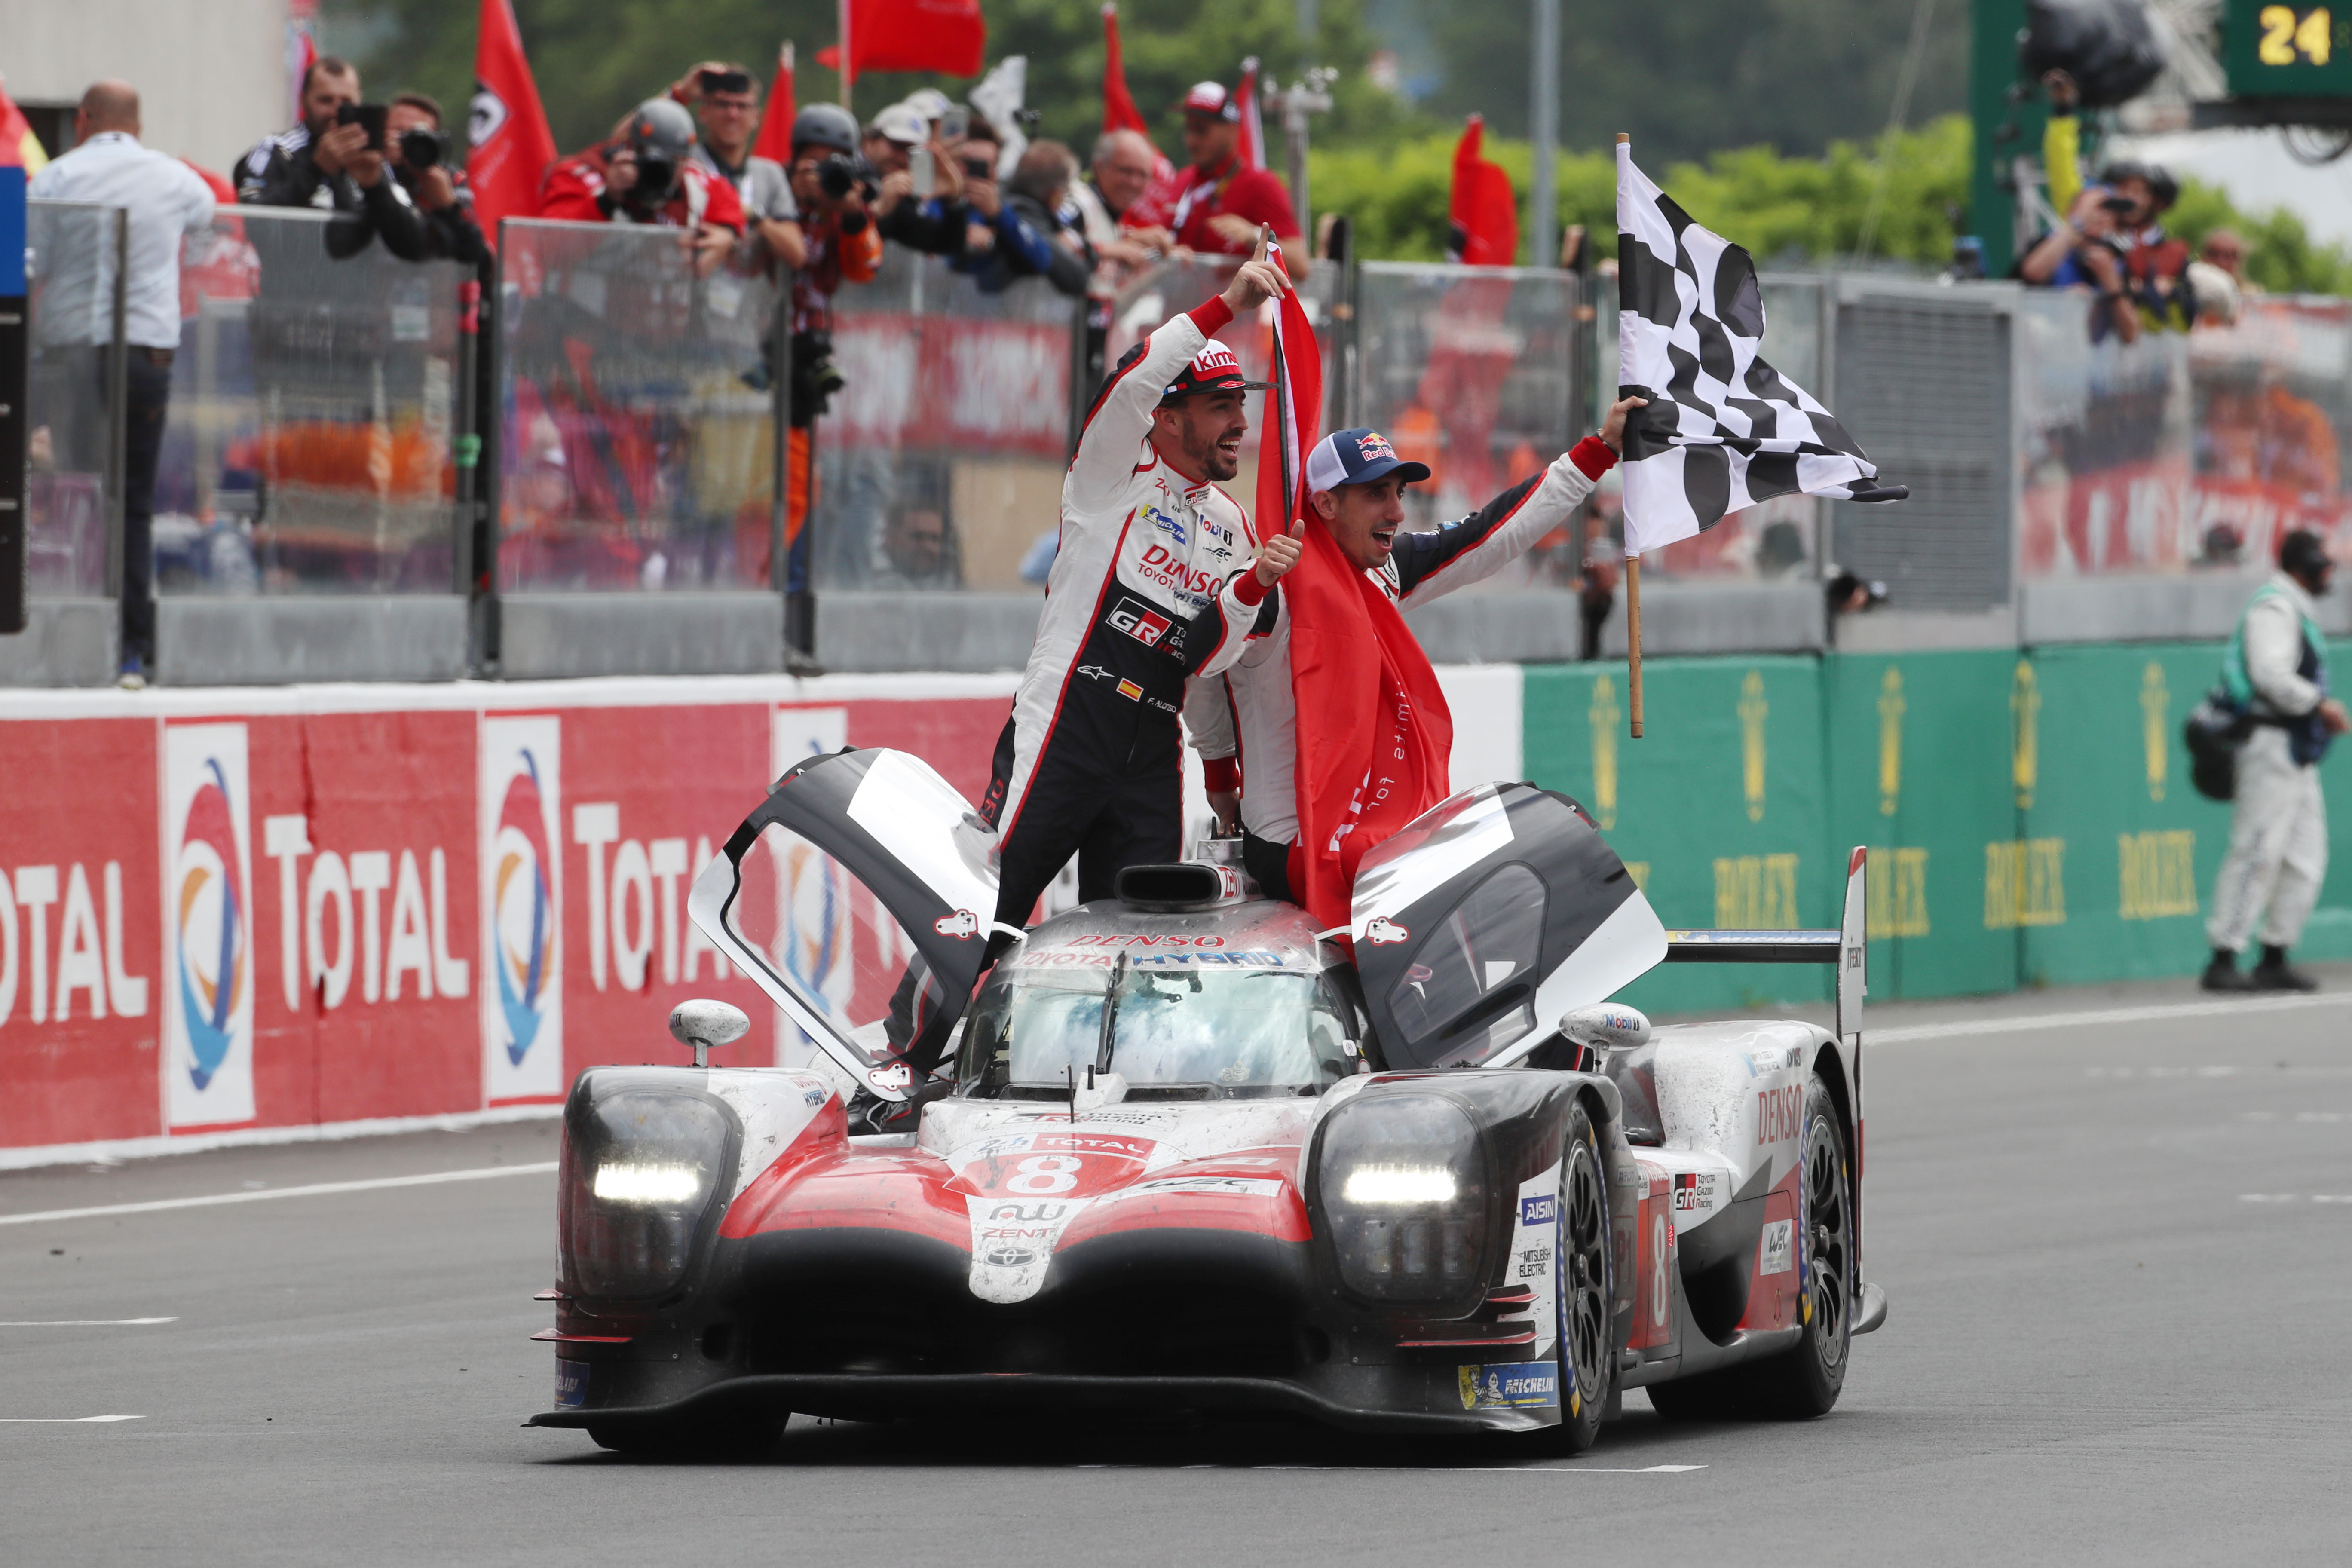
left=983, top=713, right=1183, bottom=936
left=120, top=348, right=174, bottom=666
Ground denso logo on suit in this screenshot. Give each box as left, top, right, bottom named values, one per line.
left=1133, top=545, right=1220, bottom=603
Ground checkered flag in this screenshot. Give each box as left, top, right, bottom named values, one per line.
left=1615, top=142, right=1905, bottom=554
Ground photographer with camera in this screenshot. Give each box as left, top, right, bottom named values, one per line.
left=875, top=116, right=1060, bottom=286
left=670, top=61, right=806, bottom=272
left=239, top=57, right=430, bottom=261
left=540, top=98, right=745, bottom=276
left=326, top=94, right=487, bottom=265
left=778, top=104, right=885, bottom=607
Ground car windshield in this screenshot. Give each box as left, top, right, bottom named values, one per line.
left=957, top=956, right=1355, bottom=1096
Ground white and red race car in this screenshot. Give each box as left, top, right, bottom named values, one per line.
left=528, top=748, right=1886, bottom=1454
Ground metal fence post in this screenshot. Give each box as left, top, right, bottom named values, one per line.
left=0, top=169, right=23, bottom=635
left=475, top=223, right=506, bottom=676
left=103, top=208, right=127, bottom=607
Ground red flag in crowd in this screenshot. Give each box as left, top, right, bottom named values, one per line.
left=1446, top=114, right=1519, bottom=266
left=815, top=0, right=986, bottom=80
left=1101, top=3, right=1148, bottom=135
left=469, top=0, right=558, bottom=233
left=752, top=42, right=798, bottom=164
left=1262, top=238, right=1455, bottom=935
left=0, top=77, right=46, bottom=171
left=286, top=0, right=320, bottom=124
left=1235, top=57, right=1265, bottom=170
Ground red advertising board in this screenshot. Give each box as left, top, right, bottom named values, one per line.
left=0, top=676, right=1022, bottom=1162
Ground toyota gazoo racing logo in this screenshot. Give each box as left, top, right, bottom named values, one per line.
left=491, top=752, right=556, bottom=1065
left=1357, top=431, right=1398, bottom=464
left=1362, top=915, right=1410, bottom=945
left=1107, top=595, right=1180, bottom=652
left=174, top=760, right=248, bottom=1092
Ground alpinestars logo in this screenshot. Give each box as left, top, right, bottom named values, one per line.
left=1108, top=596, right=1182, bottom=652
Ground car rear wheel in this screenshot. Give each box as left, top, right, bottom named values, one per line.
left=1550, top=1101, right=1613, bottom=1453
left=1649, top=1073, right=1851, bottom=1421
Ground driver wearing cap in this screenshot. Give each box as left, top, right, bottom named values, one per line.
left=977, top=240, right=1303, bottom=954
left=1194, top=396, right=1647, bottom=904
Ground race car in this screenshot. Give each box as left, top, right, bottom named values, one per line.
left=527, top=747, right=1887, bottom=1455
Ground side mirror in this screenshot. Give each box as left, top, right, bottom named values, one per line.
left=1559, top=1003, right=1651, bottom=1053
left=669, top=998, right=750, bottom=1068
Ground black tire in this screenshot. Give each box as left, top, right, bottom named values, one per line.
left=587, top=1410, right=785, bottom=1458
left=1648, top=1073, right=1852, bottom=1422
left=1550, top=1101, right=1614, bottom=1453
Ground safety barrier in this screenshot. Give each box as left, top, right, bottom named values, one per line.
left=24, top=200, right=124, bottom=601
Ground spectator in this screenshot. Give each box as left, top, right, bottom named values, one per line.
left=2201, top=228, right=2257, bottom=291
left=2202, top=530, right=2348, bottom=992
left=327, top=93, right=487, bottom=265
left=539, top=98, right=745, bottom=276
left=668, top=61, right=805, bottom=272
left=868, top=496, right=962, bottom=591
left=29, top=80, right=217, bottom=688
left=862, top=101, right=925, bottom=183
left=1066, top=129, right=1180, bottom=276
left=238, top=57, right=429, bottom=260
left=995, top=141, right=1092, bottom=298
left=2017, top=179, right=2142, bottom=343
left=1167, top=81, right=1307, bottom=273
left=875, top=116, right=1060, bottom=289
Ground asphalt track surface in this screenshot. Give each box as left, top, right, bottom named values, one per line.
left=7, top=971, right=2352, bottom=1567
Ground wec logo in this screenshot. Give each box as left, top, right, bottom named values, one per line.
left=934, top=908, right=982, bottom=938
left=1363, top=916, right=1410, bottom=945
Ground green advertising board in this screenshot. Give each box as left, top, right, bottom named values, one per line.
left=1523, top=638, right=2352, bottom=1017
left=1523, top=656, right=1831, bottom=1015
left=1822, top=649, right=2024, bottom=1001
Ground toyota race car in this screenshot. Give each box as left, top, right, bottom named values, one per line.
left=527, top=747, right=1888, bottom=1454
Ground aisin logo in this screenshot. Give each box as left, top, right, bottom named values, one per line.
left=174, top=760, right=248, bottom=1092
left=492, top=751, right=556, bottom=1066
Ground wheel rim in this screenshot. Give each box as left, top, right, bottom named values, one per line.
left=1561, top=1137, right=1609, bottom=1415
left=1804, top=1116, right=1850, bottom=1371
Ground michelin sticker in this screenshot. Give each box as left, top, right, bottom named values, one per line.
left=1458, top=1361, right=1561, bottom=1411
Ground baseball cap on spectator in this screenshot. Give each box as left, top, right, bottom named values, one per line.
left=902, top=88, right=954, bottom=124
left=1182, top=82, right=1239, bottom=122
left=869, top=102, right=926, bottom=148
left=1305, top=427, right=1432, bottom=492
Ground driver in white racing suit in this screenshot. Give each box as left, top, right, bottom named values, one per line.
left=976, top=239, right=1300, bottom=943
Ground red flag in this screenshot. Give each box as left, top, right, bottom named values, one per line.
left=752, top=42, right=798, bottom=165
left=815, top=0, right=986, bottom=79
left=1102, top=4, right=1148, bottom=135
left=1446, top=115, right=1519, bottom=266
left=1235, top=58, right=1265, bottom=171
left=0, top=77, right=49, bottom=171
left=469, top=0, right=558, bottom=233
left=1265, top=242, right=1454, bottom=935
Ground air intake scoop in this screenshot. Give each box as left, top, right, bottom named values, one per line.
left=1114, top=862, right=1242, bottom=912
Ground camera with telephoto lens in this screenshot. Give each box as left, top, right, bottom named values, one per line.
left=397, top=127, right=448, bottom=170
left=816, top=153, right=877, bottom=202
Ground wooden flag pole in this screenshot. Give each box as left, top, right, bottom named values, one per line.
left=1616, top=133, right=1643, bottom=740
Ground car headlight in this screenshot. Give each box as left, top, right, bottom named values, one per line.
left=561, top=1090, right=734, bottom=1300
left=1315, top=1094, right=1488, bottom=1301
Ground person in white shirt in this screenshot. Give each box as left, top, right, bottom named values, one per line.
left=29, top=80, right=217, bottom=687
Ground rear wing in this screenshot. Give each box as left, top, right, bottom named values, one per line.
left=1659, top=847, right=1867, bottom=1043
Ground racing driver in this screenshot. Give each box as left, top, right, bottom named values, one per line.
left=1194, top=394, right=1648, bottom=908
left=977, top=233, right=1301, bottom=948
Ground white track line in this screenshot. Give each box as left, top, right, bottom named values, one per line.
left=1869, top=991, right=2352, bottom=1044
left=0, top=1415, right=145, bottom=1423
left=0, top=1162, right=557, bottom=1228
left=1248, top=1463, right=1705, bottom=1473
left=0, top=1318, right=177, bottom=1327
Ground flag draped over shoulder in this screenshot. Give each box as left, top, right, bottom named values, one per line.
left=469, top=0, right=557, bottom=232
left=1262, top=246, right=1455, bottom=935
left=752, top=43, right=797, bottom=165
left=1446, top=115, right=1517, bottom=267
left=1614, top=141, right=1903, bottom=555
left=1102, top=4, right=1148, bottom=135
left=817, top=0, right=986, bottom=78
